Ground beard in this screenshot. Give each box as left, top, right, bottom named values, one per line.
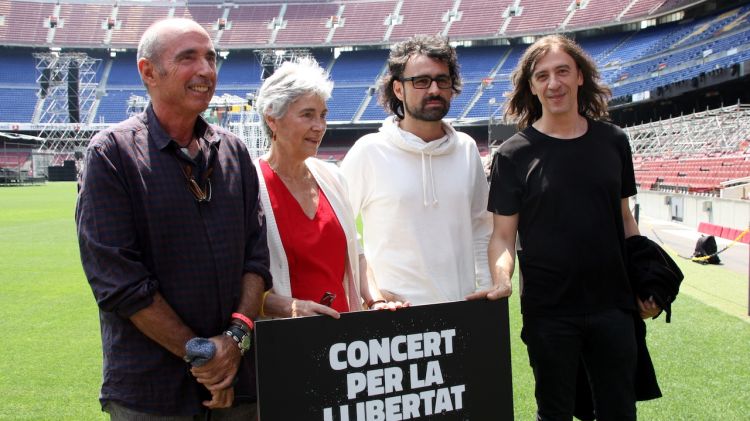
left=403, top=95, right=450, bottom=121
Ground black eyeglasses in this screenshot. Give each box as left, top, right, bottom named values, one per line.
left=400, top=75, right=453, bottom=89
left=180, top=164, right=213, bottom=203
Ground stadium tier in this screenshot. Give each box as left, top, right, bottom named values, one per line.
left=0, top=0, right=750, bottom=124
left=634, top=153, right=750, bottom=193
left=1, top=0, right=749, bottom=193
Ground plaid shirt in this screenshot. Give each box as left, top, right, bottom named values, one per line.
left=76, top=104, right=271, bottom=415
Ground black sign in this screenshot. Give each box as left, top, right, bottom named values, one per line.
left=255, top=299, right=513, bottom=420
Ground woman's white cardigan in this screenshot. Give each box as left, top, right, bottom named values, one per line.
left=254, top=158, right=364, bottom=311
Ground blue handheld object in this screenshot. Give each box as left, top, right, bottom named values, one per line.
left=185, top=337, right=216, bottom=367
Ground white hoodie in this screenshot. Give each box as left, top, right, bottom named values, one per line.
left=340, top=116, right=493, bottom=305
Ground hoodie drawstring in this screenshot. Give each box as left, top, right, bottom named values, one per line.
left=420, top=152, right=439, bottom=207
left=420, top=152, right=428, bottom=207
left=428, top=153, right=438, bottom=206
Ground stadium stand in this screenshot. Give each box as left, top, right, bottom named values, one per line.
left=635, top=154, right=750, bottom=193
left=447, top=0, right=513, bottom=39
left=0, top=48, right=37, bottom=84
left=1, top=0, right=750, bottom=194
left=183, top=4, right=225, bottom=41
left=219, top=3, right=279, bottom=46
left=0, top=150, right=30, bottom=168
left=109, top=4, right=171, bottom=48
left=0, top=0, right=55, bottom=46
left=54, top=2, right=111, bottom=47
left=217, top=52, right=262, bottom=87
left=0, top=88, right=37, bottom=123
left=329, top=49, right=388, bottom=83
left=503, top=0, right=569, bottom=35
left=2, top=1, right=749, bottom=125
left=629, top=104, right=750, bottom=194
left=567, top=0, right=624, bottom=30
left=0, top=0, right=723, bottom=48
left=388, top=0, right=453, bottom=41
left=627, top=0, right=698, bottom=20
left=273, top=2, right=339, bottom=46
left=330, top=0, right=394, bottom=45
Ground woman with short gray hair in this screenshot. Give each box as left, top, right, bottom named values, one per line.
left=253, top=58, right=405, bottom=318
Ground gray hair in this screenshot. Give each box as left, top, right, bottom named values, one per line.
left=137, top=24, right=160, bottom=64
left=255, top=57, right=333, bottom=141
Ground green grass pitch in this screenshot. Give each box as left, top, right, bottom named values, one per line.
left=0, top=182, right=748, bottom=419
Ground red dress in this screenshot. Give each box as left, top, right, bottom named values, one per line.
left=260, top=160, right=350, bottom=313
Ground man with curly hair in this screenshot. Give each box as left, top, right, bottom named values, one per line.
left=340, top=35, right=492, bottom=305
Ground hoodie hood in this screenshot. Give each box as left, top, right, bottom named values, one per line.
left=379, top=115, right=457, bottom=156
left=379, top=116, right=458, bottom=207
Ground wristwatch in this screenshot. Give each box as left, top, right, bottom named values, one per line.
left=224, top=323, right=251, bottom=356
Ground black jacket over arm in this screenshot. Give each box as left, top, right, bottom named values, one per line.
left=574, top=235, right=683, bottom=420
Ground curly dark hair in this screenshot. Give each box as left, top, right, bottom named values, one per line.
left=505, top=34, right=611, bottom=129
left=378, top=34, right=462, bottom=119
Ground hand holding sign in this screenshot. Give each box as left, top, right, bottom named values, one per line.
left=255, top=299, right=514, bottom=421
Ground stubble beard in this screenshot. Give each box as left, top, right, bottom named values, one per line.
left=403, top=95, right=450, bottom=122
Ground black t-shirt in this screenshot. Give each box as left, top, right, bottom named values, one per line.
left=488, top=118, right=637, bottom=316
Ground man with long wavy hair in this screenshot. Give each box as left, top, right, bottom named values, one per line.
left=486, top=35, right=661, bottom=420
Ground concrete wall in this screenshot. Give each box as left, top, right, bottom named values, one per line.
left=635, top=190, right=750, bottom=231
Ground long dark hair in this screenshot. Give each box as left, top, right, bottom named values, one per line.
left=505, top=34, right=611, bottom=129
left=378, top=35, right=462, bottom=119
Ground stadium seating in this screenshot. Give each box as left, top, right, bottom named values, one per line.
left=2, top=0, right=748, bottom=199
left=389, top=0, right=453, bottom=41
left=330, top=0, right=394, bottom=45
left=274, top=3, right=340, bottom=46
left=329, top=49, right=389, bottom=84
left=0, top=151, right=30, bottom=168
left=220, top=4, right=279, bottom=47
left=0, top=0, right=54, bottom=46
left=54, top=2, right=111, bottom=47
left=447, top=0, right=513, bottom=39
left=110, top=4, right=171, bottom=48
left=567, top=0, right=623, bottom=29
left=0, top=49, right=38, bottom=84
left=0, top=0, right=725, bottom=48
left=0, top=88, right=37, bottom=123
left=216, top=50, right=263, bottom=87
left=634, top=154, right=750, bottom=193
left=1, top=0, right=749, bottom=135
left=327, top=86, right=367, bottom=121
left=504, top=0, right=569, bottom=35
left=183, top=4, right=226, bottom=40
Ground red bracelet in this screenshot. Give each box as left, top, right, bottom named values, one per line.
left=231, top=312, right=254, bottom=330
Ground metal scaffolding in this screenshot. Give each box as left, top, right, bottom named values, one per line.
left=625, top=103, right=750, bottom=157
left=126, top=92, right=267, bottom=159
left=34, top=52, right=101, bottom=167
left=255, top=48, right=312, bottom=81
left=223, top=93, right=267, bottom=159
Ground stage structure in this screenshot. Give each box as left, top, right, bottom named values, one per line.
left=626, top=103, right=750, bottom=156
left=255, top=48, right=312, bottom=80
left=227, top=94, right=267, bottom=160
left=127, top=93, right=267, bottom=159
left=34, top=52, right=101, bottom=169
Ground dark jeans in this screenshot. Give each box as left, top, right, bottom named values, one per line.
left=521, top=309, right=637, bottom=421
left=104, top=401, right=258, bottom=421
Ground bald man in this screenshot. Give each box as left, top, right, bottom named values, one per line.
left=76, top=18, right=271, bottom=419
